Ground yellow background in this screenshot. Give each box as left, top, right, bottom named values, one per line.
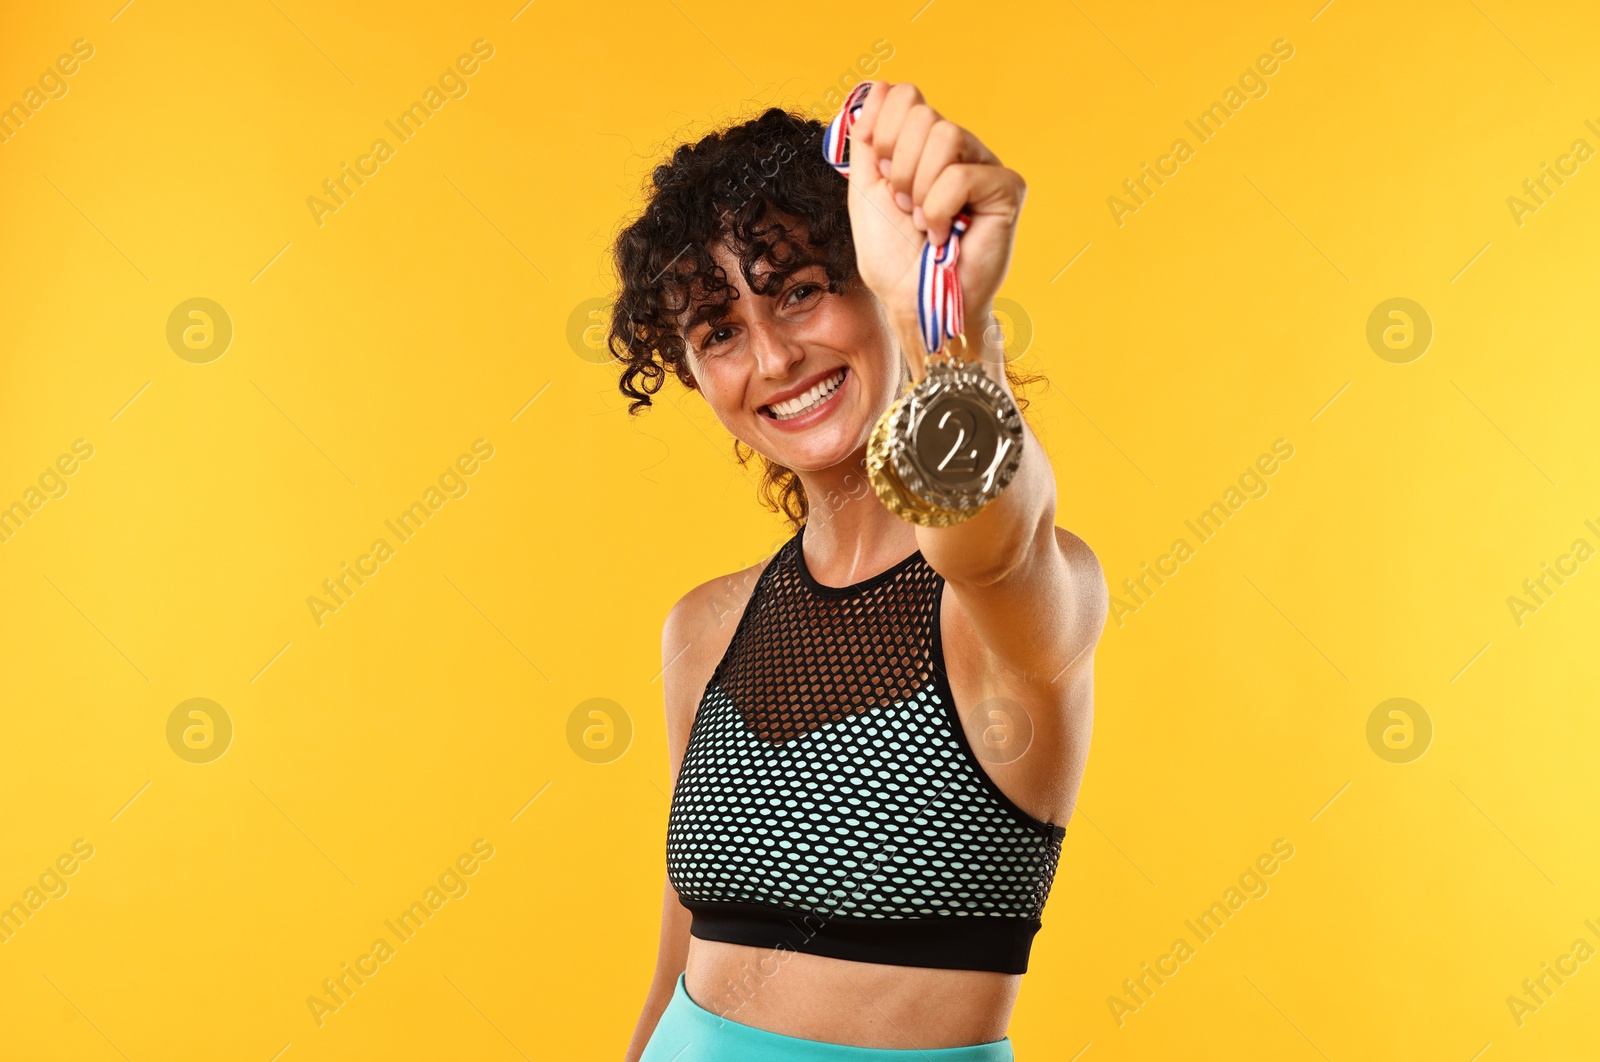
left=2, top=0, right=1597, bottom=1058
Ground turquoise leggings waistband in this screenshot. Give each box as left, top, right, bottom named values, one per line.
left=639, top=972, right=1015, bottom=1061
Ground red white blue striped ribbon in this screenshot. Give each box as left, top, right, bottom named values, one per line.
left=824, top=81, right=972, bottom=357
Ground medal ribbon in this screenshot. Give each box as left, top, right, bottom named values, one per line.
left=823, top=81, right=973, bottom=358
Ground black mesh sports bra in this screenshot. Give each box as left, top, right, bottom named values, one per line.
left=665, top=524, right=1066, bottom=974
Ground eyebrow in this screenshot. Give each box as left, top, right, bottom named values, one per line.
left=682, top=300, right=729, bottom=334
left=678, top=260, right=829, bottom=338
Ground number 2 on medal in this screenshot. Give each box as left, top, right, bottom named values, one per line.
left=936, top=409, right=978, bottom=473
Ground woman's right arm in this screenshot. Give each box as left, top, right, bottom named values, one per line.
left=622, top=583, right=718, bottom=1062
left=622, top=875, right=694, bottom=1062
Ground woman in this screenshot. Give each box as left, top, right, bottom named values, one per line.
left=610, top=81, right=1107, bottom=1061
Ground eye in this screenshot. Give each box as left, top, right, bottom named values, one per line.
left=700, top=325, right=735, bottom=352
left=786, top=283, right=822, bottom=305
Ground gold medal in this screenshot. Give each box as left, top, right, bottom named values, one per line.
left=867, top=332, right=1025, bottom=527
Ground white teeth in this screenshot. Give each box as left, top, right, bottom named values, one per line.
left=768, top=369, right=846, bottom=420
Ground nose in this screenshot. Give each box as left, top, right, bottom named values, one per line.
left=747, top=315, right=805, bottom=381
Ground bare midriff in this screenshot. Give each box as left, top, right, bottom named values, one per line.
left=683, top=936, right=1020, bottom=1049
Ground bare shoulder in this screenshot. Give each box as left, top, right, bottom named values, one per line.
left=661, top=548, right=782, bottom=761
left=663, top=551, right=778, bottom=675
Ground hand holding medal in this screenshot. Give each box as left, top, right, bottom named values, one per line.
left=823, top=81, right=1026, bottom=527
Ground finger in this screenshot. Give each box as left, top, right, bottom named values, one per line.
left=848, top=80, right=888, bottom=178
left=850, top=79, right=891, bottom=148
left=889, top=103, right=941, bottom=213
left=922, top=164, right=1026, bottom=245
left=911, top=120, right=970, bottom=210
left=963, top=131, right=1001, bottom=167
left=866, top=83, right=924, bottom=179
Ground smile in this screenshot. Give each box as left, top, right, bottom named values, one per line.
left=762, top=367, right=848, bottom=421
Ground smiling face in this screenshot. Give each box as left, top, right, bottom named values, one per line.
left=679, top=233, right=905, bottom=474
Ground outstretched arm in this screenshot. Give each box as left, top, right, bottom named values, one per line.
left=845, top=80, right=1107, bottom=693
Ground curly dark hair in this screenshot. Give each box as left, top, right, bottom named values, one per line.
left=606, top=105, right=1042, bottom=528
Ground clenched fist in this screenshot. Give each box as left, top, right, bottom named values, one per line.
left=843, top=81, right=1026, bottom=377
